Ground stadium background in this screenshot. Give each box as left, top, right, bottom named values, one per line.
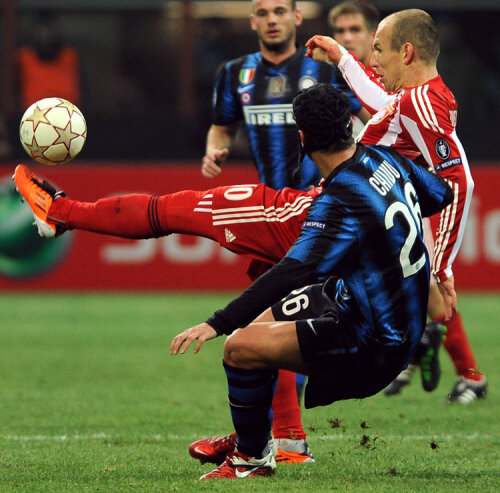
left=0, top=0, right=498, bottom=291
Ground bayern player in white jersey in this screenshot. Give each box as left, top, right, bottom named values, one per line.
left=306, top=8, right=486, bottom=403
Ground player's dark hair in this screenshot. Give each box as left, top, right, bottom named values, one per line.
left=328, top=1, right=380, bottom=32
left=292, top=83, right=353, bottom=156
left=391, top=9, right=440, bottom=63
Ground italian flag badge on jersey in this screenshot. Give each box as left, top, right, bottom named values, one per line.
left=239, top=69, right=255, bottom=84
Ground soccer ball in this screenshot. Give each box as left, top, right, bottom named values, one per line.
left=19, top=97, right=87, bottom=166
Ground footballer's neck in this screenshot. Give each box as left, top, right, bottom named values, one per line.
left=312, top=144, right=357, bottom=179
left=260, top=40, right=297, bottom=66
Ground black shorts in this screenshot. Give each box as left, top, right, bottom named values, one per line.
left=271, top=283, right=327, bottom=321
left=271, top=280, right=411, bottom=409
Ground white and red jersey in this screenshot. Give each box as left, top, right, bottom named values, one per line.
left=338, top=53, right=474, bottom=282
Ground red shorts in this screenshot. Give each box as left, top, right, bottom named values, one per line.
left=205, top=184, right=319, bottom=263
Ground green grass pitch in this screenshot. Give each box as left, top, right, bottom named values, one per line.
left=0, top=292, right=498, bottom=492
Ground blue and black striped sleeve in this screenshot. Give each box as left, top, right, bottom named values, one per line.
left=407, top=160, right=453, bottom=217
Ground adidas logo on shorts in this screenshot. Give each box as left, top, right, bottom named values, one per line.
left=225, top=228, right=236, bottom=243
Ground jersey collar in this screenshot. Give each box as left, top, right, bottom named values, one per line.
left=323, top=144, right=366, bottom=187
left=261, top=44, right=303, bottom=70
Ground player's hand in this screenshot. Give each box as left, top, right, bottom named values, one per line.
left=305, top=35, right=345, bottom=65
left=201, top=148, right=229, bottom=178
left=170, top=322, right=218, bottom=355
left=436, top=275, right=457, bottom=321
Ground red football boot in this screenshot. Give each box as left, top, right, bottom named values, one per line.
left=189, top=433, right=237, bottom=465
left=199, top=449, right=276, bottom=480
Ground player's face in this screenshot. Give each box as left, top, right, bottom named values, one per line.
left=251, top=0, right=302, bottom=53
left=371, top=18, right=405, bottom=93
left=332, top=13, right=375, bottom=65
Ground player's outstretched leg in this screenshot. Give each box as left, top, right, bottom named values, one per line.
left=13, top=164, right=217, bottom=241
left=13, top=164, right=66, bottom=237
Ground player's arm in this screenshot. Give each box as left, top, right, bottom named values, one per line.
left=306, top=35, right=394, bottom=114
left=170, top=256, right=318, bottom=355
left=202, top=123, right=238, bottom=178
left=356, top=106, right=372, bottom=124
left=202, top=59, right=242, bottom=178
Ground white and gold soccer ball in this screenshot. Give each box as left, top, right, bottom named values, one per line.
left=19, top=97, right=87, bottom=166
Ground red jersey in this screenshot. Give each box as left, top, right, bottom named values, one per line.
left=338, top=53, right=474, bottom=282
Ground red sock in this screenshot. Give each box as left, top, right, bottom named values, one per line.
left=48, top=190, right=215, bottom=239
left=272, top=370, right=306, bottom=440
left=434, top=312, right=483, bottom=381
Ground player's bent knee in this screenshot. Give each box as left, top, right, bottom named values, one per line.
left=223, top=330, right=243, bottom=366
left=223, top=329, right=258, bottom=369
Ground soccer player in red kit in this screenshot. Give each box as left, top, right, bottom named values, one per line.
left=306, top=8, right=486, bottom=402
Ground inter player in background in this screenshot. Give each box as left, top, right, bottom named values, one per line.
left=201, top=0, right=370, bottom=189
left=201, top=0, right=369, bottom=460
left=170, top=84, right=453, bottom=479
left=307, top=9, right=487, bottom=403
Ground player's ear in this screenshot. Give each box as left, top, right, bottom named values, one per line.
left=298, top=129, right=306, bottom=148
left=295, top=8, right=303, bottom=27
left=402, top=42, right=415, bottom=65
left=250, top=13, right=257, bottom=32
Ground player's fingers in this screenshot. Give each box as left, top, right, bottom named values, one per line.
left=179, top=333, right=197, bottom=354
left=170, top=333, right=186, bottom=355
left=451, top=290, right=458, bottom=315
left=311, top=47, right=332, bottom=65
left=193, top=338, right=205, bottom=354
left=201, top=166, right=214, bottom=178
left=209, top=164, right=222, bottom=177
left=316, top=36, right=333, bottom=48
left=443, top=294, right=453, bottom=322
left=215, top=148, right=229, bottom=162
left=201, top=161, right=221, bottom=178
left=305, top=35, right=322, bottom=48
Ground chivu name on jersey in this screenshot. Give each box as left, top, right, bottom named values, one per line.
left=243, top=104, right=295, bottom=126
left=369, top=160, right=401, bottom=196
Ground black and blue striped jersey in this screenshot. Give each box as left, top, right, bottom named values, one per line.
left=284, top=144, right=451, bottom=348
left=212, top=47, right=362, bottom=190
left=207, top=144, right=453, bottom=355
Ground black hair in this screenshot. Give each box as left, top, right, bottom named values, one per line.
left=292, top=83, right=353, bottom=156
